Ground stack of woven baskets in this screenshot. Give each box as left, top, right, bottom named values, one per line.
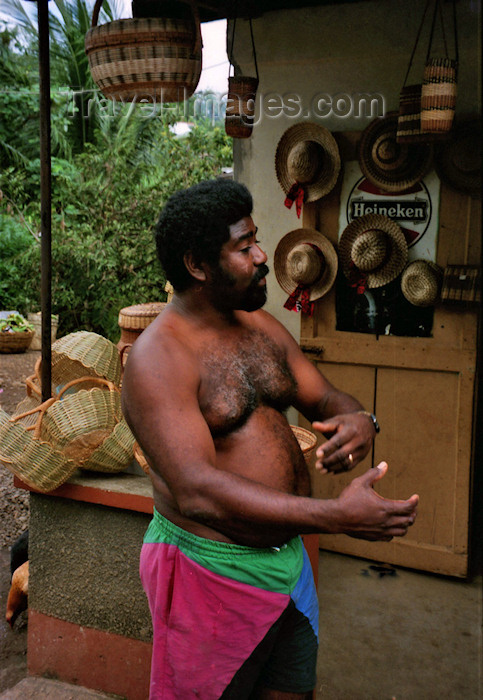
left=0, top=331, right=144, bottom=493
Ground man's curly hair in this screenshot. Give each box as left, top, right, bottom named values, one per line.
left=154, top=178, right=253, bottom=292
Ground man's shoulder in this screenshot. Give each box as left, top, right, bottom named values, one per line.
left=240, top=308, right=292, bottom=340
left=125, top=311, right=196, bottom=377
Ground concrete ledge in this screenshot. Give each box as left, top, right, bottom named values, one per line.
left=14, top=470, right=154, bottom=514
left=28, top=610, right=152, bottom=700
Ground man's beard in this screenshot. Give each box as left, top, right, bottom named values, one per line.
left=208, top=263, right=269, bottom=312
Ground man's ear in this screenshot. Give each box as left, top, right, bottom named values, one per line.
left=184, top=251, right=207, bottom=282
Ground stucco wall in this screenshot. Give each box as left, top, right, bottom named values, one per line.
left=230, top=0, right=481, bottom=340
left=29, top=494, right=153, bottom=641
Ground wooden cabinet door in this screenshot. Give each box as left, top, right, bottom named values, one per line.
left=298, top=133, right=480, bottom=577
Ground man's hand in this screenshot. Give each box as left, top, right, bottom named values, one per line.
left=334, top=462, right=419, bottom=541
left=313, top=411, right=375, bottom=474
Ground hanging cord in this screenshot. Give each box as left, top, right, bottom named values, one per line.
left=402, top=0, right=431, bottom=87
left=249, top=18, right=259, bottom=81
left=426, top=0, right=458, bottom=66
left=426, top=0, right=448, bottom=61
left=452, top=0, right=459, bottom=74
left=228, top=12, right=259, bottom=80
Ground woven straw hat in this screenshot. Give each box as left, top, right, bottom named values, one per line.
left=435, top=120, right=481, bottom=198
left=339, top=214, right=408, bottom=288
left=401, top=259, right=443, bottom=307
left=358, top=112, right=433, bottom=193
left=274, top=228, right=338, bottom=301
left=275, top=123, right=341, bottom=202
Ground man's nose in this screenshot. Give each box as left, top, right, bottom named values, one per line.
left=253, top=243, right=268, bottom=265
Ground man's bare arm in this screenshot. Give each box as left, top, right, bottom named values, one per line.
left=122, top=328, right=417, bottom=548
left=252, top=310, right=376, bottom=473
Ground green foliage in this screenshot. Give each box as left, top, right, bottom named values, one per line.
left=0, top=0, right=233, bottom=341
left=1, top=109, right=233, bottom=342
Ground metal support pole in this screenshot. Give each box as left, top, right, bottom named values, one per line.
left=38, top=0, right=52, bottom=401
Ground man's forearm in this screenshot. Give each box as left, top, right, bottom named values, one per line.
left=310, top=388, right=364, bottom=423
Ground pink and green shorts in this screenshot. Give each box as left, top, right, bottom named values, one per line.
left=140, top=508, right=319, bottom=699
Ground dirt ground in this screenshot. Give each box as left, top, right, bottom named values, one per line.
left=0, top=349, right=40, bottom=693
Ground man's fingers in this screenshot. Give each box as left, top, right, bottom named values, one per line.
left=312, top=420, right=338, bottom=435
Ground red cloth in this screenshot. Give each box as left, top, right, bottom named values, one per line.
left=284, top=182, right=305, bottom=218
left=348, top=261, right=367, bottom=294
left=284, top=285, right=314, bottom=315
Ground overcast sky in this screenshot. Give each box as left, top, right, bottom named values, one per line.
left=198, top=20, right=229, bottom=94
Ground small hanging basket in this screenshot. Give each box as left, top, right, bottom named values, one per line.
left=397, top=0, right=458, bottom=143
left=225, top=17, right=259, bottom=139
left=421, top=0, right=458, bottom=135
left=421, top=58, right=458, bottom=134
left=85, top=0, right=202, bottom=103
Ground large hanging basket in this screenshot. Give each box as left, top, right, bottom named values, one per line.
left=85, top=0, right=202, bottom=103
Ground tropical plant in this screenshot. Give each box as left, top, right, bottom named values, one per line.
left=1, top=112, right=233, bottom=341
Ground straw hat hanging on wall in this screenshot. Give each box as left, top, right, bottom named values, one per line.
left=275, top=123, right=341, bottom=217
left=274, top=228, right=338, bottom=315
left=339, top=214, right=408, bottom=291
left=358, top=112, right=433, bottom=193
left=401, top=259, right=443, bottom=306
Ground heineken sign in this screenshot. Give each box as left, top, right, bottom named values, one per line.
left=349, top=199, right=429, bottom=222
left=340, top=162, right=440, bottom=260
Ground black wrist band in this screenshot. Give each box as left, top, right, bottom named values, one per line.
left=356, top=410, right=380, bottom=434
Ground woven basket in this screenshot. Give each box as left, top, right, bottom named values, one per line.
left=421, top=58, right=457, bottom=134
left=117, top=302, right=167, bottom=350
left=52, top=331, right=121, bottom=388
left=85, top=0, right=202, bottom=103
left=0, top=406, right=78, bottom=492
left=40, top=378, right=122, bottom=462
left=81, top=418, right=136, bottom=473
left=0, top=330, right=34, bottom=354
left=225, top=76, right=259, bottom=139
left=291, top=425, right=317, bottom=464
left=397, top=84, right=424, bottom=144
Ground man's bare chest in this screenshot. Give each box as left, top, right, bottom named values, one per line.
left=198, top=328, right=297, bottom=436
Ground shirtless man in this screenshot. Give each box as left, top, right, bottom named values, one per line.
left=122, top=179, right=418, bottom=700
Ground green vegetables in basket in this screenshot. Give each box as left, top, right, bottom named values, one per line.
left=0, top=313, right=34, bottom=333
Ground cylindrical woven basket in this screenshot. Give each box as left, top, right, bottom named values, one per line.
left=225, top=76, right=259, bottom=139
left=52, top=331, right=121, bottom=388
left=397, top=84, right=423, bottom=144
left=291, top=425, right=317, bottom=464
left=85, top=0, right=202, bottom=103
left=0, top=330, right=34, bottom=354
left=0, top=407, right=79, bottom=492
left=118, top=302, right=167, bottom=351
left=421, top=58, right=457, bottom=134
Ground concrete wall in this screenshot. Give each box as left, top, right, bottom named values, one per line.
left=29, top=494, right=152, bottom=642
left=230, top=0, right=481, bottom=340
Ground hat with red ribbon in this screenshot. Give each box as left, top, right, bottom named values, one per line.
left=339, top=214, right=408, bottom=292
left=275, top=123, right=341, bottom=218
left=274, top=228, right=338, bottom=315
